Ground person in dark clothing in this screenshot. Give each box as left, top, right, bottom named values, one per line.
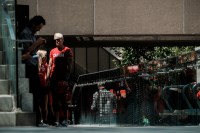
left=18, top=15, right=46, bottom=126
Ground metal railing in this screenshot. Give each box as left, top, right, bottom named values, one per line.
left=1, top=0, right=18, bottom=107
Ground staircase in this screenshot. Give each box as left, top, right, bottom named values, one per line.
left=0, top=0, right=36, bottom=126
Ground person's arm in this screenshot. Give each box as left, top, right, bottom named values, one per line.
left=22, top=52, right=32, bottom=60
left=91, top=92, right=98, bottom=111
left=26, top=37, right=46, bottom=54
left=22, top=37, right=46, bottom=61
left=65, top=57, right=73, bottom=81
left=64, top=48, right=73, bottom=81
left=46, top=57, right=52, bottom=80
left=37, top=50, right=42, bottom=72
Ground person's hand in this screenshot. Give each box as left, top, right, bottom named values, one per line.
left=22, top=52, right=32, bottom=60
left=36, top=37, right=46, bottom=46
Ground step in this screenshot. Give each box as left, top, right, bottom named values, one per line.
left=12, top=47, right=22, bottom=64
left=0, top=65, right=8, bottom=79
left=18, top=78, right=29, bottom=95
left=16, top=78, right=33, bottom=112
left=0, top=51, right=5, bottom=65
left=0, top=112, right=36, bottom=127
left=0, top=80, right=10, bottom=94
left=10, top=64, right=26, bottom=78
left=0, top=95, right=13, bottom=112
left=0, top=38, right=2, bottom=51
left=18, top=64, right=25, bottom=78
left=2, top=47, right=22, bottom=65
left=20, top=93, right=33, bottom=112
left=0, top=112, right=16, bottom=126
left=16, top=112, right=36, bottom=126
left=0, top=64, right=26, bottom=79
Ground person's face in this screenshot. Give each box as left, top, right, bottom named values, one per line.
left=32, top=23, right=44, bottom=34
left=55, top=38, right=64, bottom=47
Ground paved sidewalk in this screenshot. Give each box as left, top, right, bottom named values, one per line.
left=0, top=125, right=200, bottom=133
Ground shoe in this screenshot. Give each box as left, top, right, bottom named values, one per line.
left=54, top=122, right=61, bottom=127
left=61, top=120, right=68, bottom=127
left=38, top=121, right=49, bottom=127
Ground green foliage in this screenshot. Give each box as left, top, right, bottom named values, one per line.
left=113, top=46, right=194, bottom=67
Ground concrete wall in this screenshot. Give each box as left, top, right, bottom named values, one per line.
left=17, top=0, right=200, bottom=35
left=184, top=0, right=200, bottom=34
left=16, top=0, right=200, bottom=72
left=17, top=0, right=94, bottom=35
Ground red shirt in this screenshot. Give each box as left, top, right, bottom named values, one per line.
left=197, top=90, right=200, bottom=99
left=49, top=46, right=73, bottom=80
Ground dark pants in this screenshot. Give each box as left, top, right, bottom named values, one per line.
left=25, top=64, right=40, bottom=124
left=50, top=79, right=68, bottom=112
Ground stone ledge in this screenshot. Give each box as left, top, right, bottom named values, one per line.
left=0, top=80, right=10, bottom=94
left=0, top=112, right=36, bottom=126
left=16, top=112, right=36, bottom=126
left=0, top=95, right=13, bottom=111
left=0, top=112, right=16, bottom=126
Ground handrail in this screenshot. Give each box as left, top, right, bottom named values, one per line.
left=162, top=85, right=185, bottom=112
left=2, top=0, right=33, bottom=43
left=1, top=0, right=19, bottom=108
left=1, top=0, right=15, bottom=40
left=192, top=83, right=200, bottom=108
left=182, top=83, right=194, bottom=109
